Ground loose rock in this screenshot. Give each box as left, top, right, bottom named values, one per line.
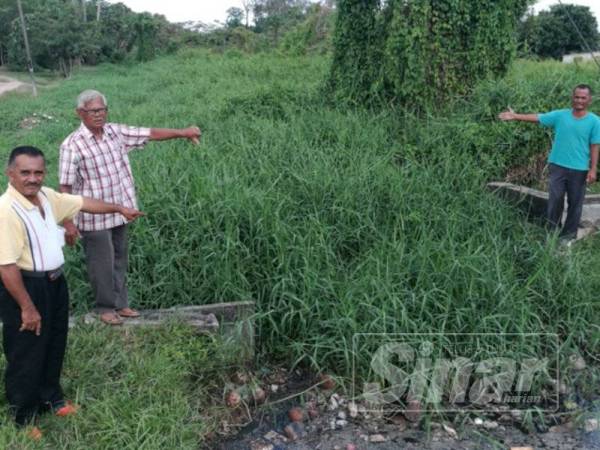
left=226, top=390, right=241, bottom=408
left=249, top=440, right=274, bottom=450
left=319, top=373, right=336, bottom=390
left=347, top=401, right=358, bottom=418
left=404, top=399, right=422, bottom=423
left=263, top=430, right=288, bottom=443
left=388, top=414, right=408, bottom=431
left=288, top=407, right=304, bottom=422
left=483, top=420, right=499, bottom=430
left=307, top=407, right=319, bottom=419
left=252, top=386, right=266, bottom=404
left=584, top=418, right=600, bottom=432
left=443, top=423, right=458, bottom=439
left=329, top=394, right=340, bottom=411
left=283, top=422, right=305, bottom=441
left=569, top=354, right=586, bottom=371
left=369, top=434, right=387, bottom=443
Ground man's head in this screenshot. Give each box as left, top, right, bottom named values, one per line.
left=572, top=84, right=593, bottom=112
left=6, top=146, right=46, bottom=200
left=76, top=89, right=108, bottom=132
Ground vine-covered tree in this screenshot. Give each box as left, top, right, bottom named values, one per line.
left=519, top=4, right=600, bottom=59
left=328, top=0, right=533, bottom=107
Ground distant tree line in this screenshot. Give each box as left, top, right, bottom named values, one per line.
left=0, top=0, right=336, bottom=77
left=0, top=0, right=183, bottom=77
left=518, top=3, right=600, bottom=60
left=187, top=0, right=336, bottom=55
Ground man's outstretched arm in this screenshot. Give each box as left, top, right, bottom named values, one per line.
left=150, top=126, right=201, bottom=144
left=498, top=107, right=539, bottom=123
left=80, top=198, right=144, bottom=221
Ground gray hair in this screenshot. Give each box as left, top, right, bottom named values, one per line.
left=76, top=90, right=107, bottom=109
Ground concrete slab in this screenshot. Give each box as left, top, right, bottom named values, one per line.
left=487, top=181, right=600, bottom=240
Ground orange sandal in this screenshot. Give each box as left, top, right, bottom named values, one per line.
left=55, top=401, right=79, bottom=417
left=26, top=426, right=42, bottom=441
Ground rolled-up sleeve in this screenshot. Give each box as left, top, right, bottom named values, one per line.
left=115, top=124, right=151, bottom=153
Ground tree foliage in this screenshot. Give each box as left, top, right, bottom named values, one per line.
left=253, top=0, right=309, bottom=41
left=0, top=0, right=183, bottom=76
left=328, top=0, right=532, bottom=107
left=519, top=4, right=600, bottom=59
left=279, top=3, right=335, bottom=55
left=226, top=7, right=244, bottom=29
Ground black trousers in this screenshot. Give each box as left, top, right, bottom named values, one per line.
left=0, top=274, right=69, bottom=425
left=547, top=163, right=588, bottom=239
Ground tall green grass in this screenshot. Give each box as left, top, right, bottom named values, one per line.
left=0, top=51, right=599, bottom=379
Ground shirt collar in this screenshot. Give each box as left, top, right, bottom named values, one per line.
left=7, top=183, right=39, bottom=211
left=79, top=122, right=114, bottom=141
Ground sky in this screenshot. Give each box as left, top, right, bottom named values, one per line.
left=105, top=1, right=600, bottom=25
left=532, top=0, right=600, bottom=23
left=105, top=1, right=248, bottom=24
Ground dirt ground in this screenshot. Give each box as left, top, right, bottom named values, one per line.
left=0, top=75, right=28, bottom=96
left=212, top=368, right=599, bottom=450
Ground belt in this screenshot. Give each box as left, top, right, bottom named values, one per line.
left=21, top=266, right=64, bottom=281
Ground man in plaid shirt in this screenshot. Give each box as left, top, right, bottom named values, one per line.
left=59, top=90, right=200, bottom=325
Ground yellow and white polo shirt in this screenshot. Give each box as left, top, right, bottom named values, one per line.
left=0, top=184, right=83, bottom=271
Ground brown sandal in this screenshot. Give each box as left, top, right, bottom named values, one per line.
left=100, top=312, right=124, bottom=325
left=117, top=308, right=141, bottom=318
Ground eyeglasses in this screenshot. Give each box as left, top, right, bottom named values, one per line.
left=81, top=107, right=108, bottom=115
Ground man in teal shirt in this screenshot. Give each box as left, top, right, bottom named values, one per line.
left=499, top=84, right=600, bottom=240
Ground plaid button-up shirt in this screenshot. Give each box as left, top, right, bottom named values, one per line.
left=59, top=123, right=151, bottom=231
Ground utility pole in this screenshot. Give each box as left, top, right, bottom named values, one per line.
left=16, top=0, right=37, bottom=97
left=96, top=0, right=102, bottom=21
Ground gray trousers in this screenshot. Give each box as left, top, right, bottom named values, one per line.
left=82, top=224, right=129, bottom=313
left=547, top=163, right=588, bottom=239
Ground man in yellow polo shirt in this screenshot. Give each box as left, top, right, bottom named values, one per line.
left=0, top=146, right=143, bottom=432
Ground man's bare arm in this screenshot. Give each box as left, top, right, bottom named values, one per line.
left=149, top=126, right=201, bottom=144
left=0, top=264, right=41, bottom=335
left=498, top=107, right=539, bottom=123
left=81, top=198, right=144, bottom=221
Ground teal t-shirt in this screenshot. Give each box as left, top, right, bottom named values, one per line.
left=538, top=109, right=600, bottom=171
